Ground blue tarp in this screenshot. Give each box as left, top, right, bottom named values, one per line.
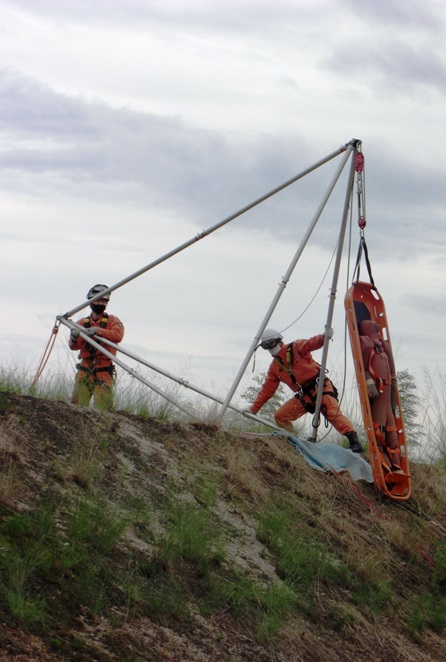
left=276, top=432, right=374, bottom=483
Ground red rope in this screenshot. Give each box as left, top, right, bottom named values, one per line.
left=31, top=323, right=60, bottom=388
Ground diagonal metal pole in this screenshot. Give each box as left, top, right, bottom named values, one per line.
left=60, top=143, right=351, bottom=320
left=90, top=333, right=282, bottom=429
left=60, top=317, right=280, bottom=429
left=59, top=318, right=197, bottom=419
left=216, top=141, right=357, bottom=422
left=308, top=143, right=359, bottom=441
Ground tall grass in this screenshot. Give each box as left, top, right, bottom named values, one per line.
left=419, top=369, right=446, bottom=462
left=0, top=493, right=133, bottom=624
left=1, top=361, right=445, bottom=463
left=0, top=363, right=201, bottom=421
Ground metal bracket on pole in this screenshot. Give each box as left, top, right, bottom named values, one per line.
left=216, top=141, right=356, bottom=422
left=308, top=142, right=360, bottom=442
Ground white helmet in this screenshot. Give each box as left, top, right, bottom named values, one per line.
left=261, top=328, right=282, bottom=343
left=260, top=328, right=283, bottom=350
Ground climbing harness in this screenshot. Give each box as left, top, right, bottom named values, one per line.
left=274, top=343, right=338, bottom=416
left=76, top=364, right=116, bottom=377
left=81, top=314, right=109, bottom=328
left=75, top=313, right=117, bottom=384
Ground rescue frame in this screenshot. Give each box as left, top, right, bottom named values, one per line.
left=38, top=138, right=413, bottom=500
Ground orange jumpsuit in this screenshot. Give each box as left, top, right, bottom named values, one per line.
left=251, top=335, right=354, bottom=435
left=359, top=320, right=401, bottom=469
left=69, top=313, right=124, bottom=410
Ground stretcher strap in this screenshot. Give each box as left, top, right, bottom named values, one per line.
left=353, top=235, right=375, bottom=288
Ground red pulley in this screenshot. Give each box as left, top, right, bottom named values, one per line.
left=355, top=153, right=364, bottom=172
left=358, top=216, right=366, bottom=229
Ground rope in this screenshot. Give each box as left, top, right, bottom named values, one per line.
left=331, top=469, right=443, bottom=573
left=31, top=320, right=60, bottom=389
left=250, top=237, right=338, bottom=379
left=280, top=238, right=339, bottom=335
left=393, top=499, right=446, bottom=536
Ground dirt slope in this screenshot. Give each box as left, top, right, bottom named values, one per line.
left=0, top=392, right=445, bottom=661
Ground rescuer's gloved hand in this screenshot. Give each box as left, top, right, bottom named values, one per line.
left=324, top=327, right=334, bottom=339
left=83, top=327, right=99, bottom=337
left=241, top=408, right=254, bottom=416
left=70, top=328, right=80, bottom=342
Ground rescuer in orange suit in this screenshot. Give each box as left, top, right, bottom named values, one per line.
left=246, top=328, right=363, bottom=453
left=69, top=284, right=124, bottom=410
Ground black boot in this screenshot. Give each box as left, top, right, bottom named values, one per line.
left=346, top=431, right=363, bottom=454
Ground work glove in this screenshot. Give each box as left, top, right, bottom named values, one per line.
left=241, top=407, right=254, bottom=416
left=83, top=327, right=99, bottom=337
left=324, top=327, right=334, bottom=340
left=365, top=371, right=379, bottom=399
left=70, top=328, right=80, bottom=342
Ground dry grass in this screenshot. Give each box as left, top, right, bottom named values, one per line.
left=0, top=451, right=23, bottom=507
left=0, top=416, right=29, bottom=507
left=221, top=441, right=268, bottom=501
left=0, top=392, right=446, bottom=661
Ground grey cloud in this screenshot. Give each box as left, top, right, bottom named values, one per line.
left=6, top=0, right=324, bottom=33
left=0, top=68, right=315, bottom=211
left=19, top=0, right=432, bottom=41
left=322, top=1, right=446, bottom=96
left=405, top=293, right=446, bottom=318
left=0, top=70, right=98, bottom=136
left=341, top=0, right=439, bottom=31
left=326, top=43, right=446, bottom=96
left=0, top=69, right=443, bottom=259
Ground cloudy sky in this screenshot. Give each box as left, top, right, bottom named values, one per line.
left=1, top=0, right=445, bottom=415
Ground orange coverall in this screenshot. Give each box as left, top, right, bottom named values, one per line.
left=359, top=320, right=401, bottom=469
left=250, top=334, right=354, bottom=435
left=69, top=313, right=124, bottom=410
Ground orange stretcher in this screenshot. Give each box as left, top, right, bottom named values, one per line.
left=344, top=281, right=411, bottom=500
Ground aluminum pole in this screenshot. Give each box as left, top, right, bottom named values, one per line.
left=60, top=318, right=197, bottom=419
left=308, top=144, right=359, bottom=441
left=217, top=142, right=356, bottom=421
left=61, top=318, right=281, bottom=429
left=60, top=144, right=351, bottom=319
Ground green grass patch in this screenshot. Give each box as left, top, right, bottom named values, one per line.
left=406, top=591, right=446, bottom=635
left=256, top=500, right=349, bottom=592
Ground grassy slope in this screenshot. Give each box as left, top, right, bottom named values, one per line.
left=0, top=391, right=445, bottom=661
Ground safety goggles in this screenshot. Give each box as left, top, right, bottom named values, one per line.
left=260, top=338, right=281, bottom=350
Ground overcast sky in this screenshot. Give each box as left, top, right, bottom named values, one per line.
left=1, top=0, right=445, bottom=414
